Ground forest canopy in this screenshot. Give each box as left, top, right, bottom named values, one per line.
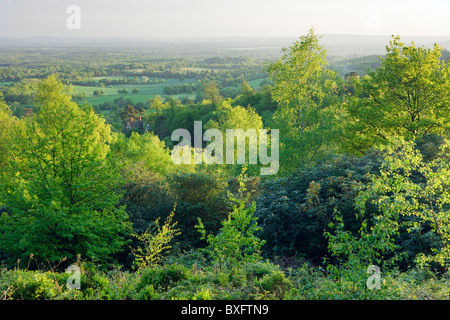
left=1, top=32, right=450, bottom=301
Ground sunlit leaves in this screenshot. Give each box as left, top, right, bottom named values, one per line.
left=267, top=28, right=341, bottom=171
left=345, top=136, right=450, bottom=270
left=0, top=76, right=129, bottom=266
left=343, top=36, right=450, bottom=154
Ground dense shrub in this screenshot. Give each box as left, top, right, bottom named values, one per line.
left=165, top=172, right=232, bottom=249
left=255, top=151, right=382, bottom=263
left=0, top=269, right=70, bottom=300
left=3, top=258, right=450, bottom=300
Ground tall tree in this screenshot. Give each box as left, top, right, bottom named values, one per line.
left=240, top=80, right=255, bottom=107
left=0, top=76, right=129, bottom=267
left=268, top=28, right=340, bottom=172
left=148, top=94, right=165, bottom=117
left=0, top=97, right=16, bottom=169
left=121, top=104, right=139, bottom=122
left=342, top=36, right=450, bottom=154
left=204, top=81, right=223, bottom=108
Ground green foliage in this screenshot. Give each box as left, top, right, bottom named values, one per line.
left=204, top=81, right=222, bottom=107
left=214, top=100, right=263, bottom=131
left=114, top=131, right=175, bottom=176
left=136, top=264, right=189, bottom=293
left=268, top=27, right=342, bottom=171
left=167, top=171, right=231, bottom=249
left=324, top=135, right=450, bottom=292
left=356, top=136, right=450, bottom=270
left=260, top=270, right=292, bottom=299
left=255, top=151, right=381, bottom=262
left=6, top=254, right=450, bottom=300
left=0, top=99, right=16, bottom=168
left=342, top=36, right=450, bottom=154
left=209, top=100, right=265, bottom=176
left=0, top=75, right=130, bottom=267
left=196, top=167, right=265, bottom=270
left=3, top=32, right=450, bottom=301
left=131, top=208, right=180, bottom=269
left=1, top=269, right=73, bottom=300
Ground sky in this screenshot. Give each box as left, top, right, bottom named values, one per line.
left=0, top=0, right=449, bottom=38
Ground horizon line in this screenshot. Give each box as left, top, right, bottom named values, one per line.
left=1, top=33, right=450, bottom=40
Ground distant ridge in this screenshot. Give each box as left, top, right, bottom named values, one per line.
left=0, top=34, right=448, bottom=56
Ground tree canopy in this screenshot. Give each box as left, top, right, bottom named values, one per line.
left=0, top=76, right=129, bottom=266
left=342, top=36, right=450, bottom=154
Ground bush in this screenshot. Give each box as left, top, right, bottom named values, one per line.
left=3, top=259, right=450, bottom=300
left=136, top=264, right=189, bottom=292
left=1, top=269, right=77, bottom=300
left=167, top=171, right=231, bottom=249
left=260, top=270, right=292, bottom=300
left=131, top=209, right=180, bottom=270
left=255, top=151, right=382, bottom=263
left=196, top=168, right=265, bottom=270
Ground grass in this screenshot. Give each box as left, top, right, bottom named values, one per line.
left=180, top=67, right=227, bottom=72
left=72, top=76, right=267, bottom=105
left=3, top=256, right=450, bottom=300
left=247, top=78, right=266, bottom=89
left=72, top=77, right=197, bottom=105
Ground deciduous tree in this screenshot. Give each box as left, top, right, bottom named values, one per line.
left=268, top=28, right=340, bottom=171
left=0, top=76, right=129, bottom=267
left=342, top=36, right=450, bottom=154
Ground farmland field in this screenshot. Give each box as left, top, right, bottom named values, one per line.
left=71, top=76, right=267, bottom=105
left=72, top=76, right=198, bottom=105
left=247, top=77, right=266, bottom=89
left=180, top=67, right=227, bottom=72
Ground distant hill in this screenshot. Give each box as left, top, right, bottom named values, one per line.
left=0, top=34, right=448, bottom=58
left=320, top=34, right=450, bottom=56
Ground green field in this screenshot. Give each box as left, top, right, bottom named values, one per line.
left=247, top=78, right=266, bottom=89
left=72, top=76, right=267, bottom=105
left=72, top=77, right=197, bottom=105
left=180, top=67, right=227, bottom=72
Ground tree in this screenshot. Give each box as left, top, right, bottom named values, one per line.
left=342, top=36, right=450, bottom=154
left=196, top=167, right=265, bottom=270
left=132, top=88, right=139, bottom=94
left=120, top=131, right=175, bottom=176
left=240, top=80, right=255, bottom=107
left=204, top=81, right=222, bottom=107
left=213, top=101, right=265, bottom=176
left=0, top=76, right=130, bottom=267
left=166, top=171, right=231, bottom=249
left=255, top=151, right=381, bottom=262
left=325, top=135, right=450, bottom=280
left=0, top=97, right=16, bottom=169
left=354, top=137, right=450, bottom=270
left=148, top=95, right=165, bottom=117
left=268, top=28, right=341, bottom=171
left=121, top=104, right=139, bottom=122
left=215, top=101, right=263, bottom=131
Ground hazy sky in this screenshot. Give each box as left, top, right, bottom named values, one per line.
left=0, top=0, right=449, bottom=38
